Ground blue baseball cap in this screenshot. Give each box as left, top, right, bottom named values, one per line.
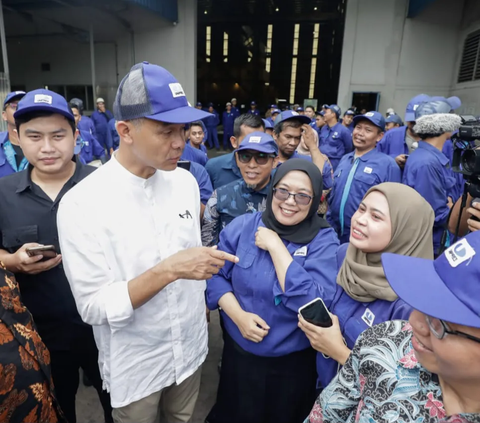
left=14, top=89, right=74, bottom=122
left=405, top=94, right=431, bottom=122
left=272, top=108, right=280, bottom=115
left=262, top=118, right=273, bottom=129
left=236, top=131, right=278, bottom=155
left=429, top=96, right=462, bottom=111
left=325, top=104, right=341, bottom=117
left=344, top=110, right=355, bottom=116
left=385, top=114, right=404, bottom=126
left=195, top=101, right=202, bottom=107
left=315, top=110, right=325, bottom=116
left=414, top=99, right=453, bottom=119
left=113, top=62, right=211, bottom=123
left=382, top=232, right=480, bottom=329
left=274, top=110, right=311, bottom=126
left=353, top=111, right=386, bottom=132
left=251, top=101, right=257, bottom=106
left=297, top=107, right=304, bottom=112
left=270, top=104, right=278, bottom=109
left=4, top=91, right=26, bottom=107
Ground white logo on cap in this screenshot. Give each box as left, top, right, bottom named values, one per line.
left=34, top=94, right=52, bottom=105
left=413, top=104, right=419, bottom=111
left=249, top=136, right=262, bottom=143
left=365, top=112, right=374, bottom=117
left=445, top=239, right=475, bottom=268
left=169, top=83, right=185, bottom=98
left=291, top=111, right=299, bottom=116
left=15, top=91, right=25, bottom=95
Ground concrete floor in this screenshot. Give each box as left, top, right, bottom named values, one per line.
left=76, top=311, right=223, bottom=423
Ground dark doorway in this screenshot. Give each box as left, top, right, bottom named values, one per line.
left=351, top=92, right=381, bottom=113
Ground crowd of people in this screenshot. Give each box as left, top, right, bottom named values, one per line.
left=0, top=61, right=479, bottom=423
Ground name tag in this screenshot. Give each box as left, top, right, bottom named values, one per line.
left=294, top=246, right=307, bottom=257
left=364, top=167, right=373, bottom=174
left=361, top=308, right=375, bottom=327
left=84, top=141, right=89, bottom=146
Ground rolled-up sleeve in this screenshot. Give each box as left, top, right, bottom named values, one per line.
left=57, top=197, right=134, bottom=328
left=273, top=229, right=339, bottom=313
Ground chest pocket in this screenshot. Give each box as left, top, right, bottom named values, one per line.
left=354, top=171, right=377, bottom=186
left=232, top=247, right=256, bottom=295
left=2, top=225, right=38, bottom=250
left=343, top=315, right=370, bottom=348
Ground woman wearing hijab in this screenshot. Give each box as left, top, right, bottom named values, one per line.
left=299, top=182, right=435, bottom=391
left=206, top=159, right=340, bottom=423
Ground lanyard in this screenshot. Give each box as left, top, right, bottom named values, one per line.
left=3, top=140, right=28, bottom=172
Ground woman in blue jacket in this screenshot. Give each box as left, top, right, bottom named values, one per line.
left=299, top=182, right=435, bottom=391
left=206, top=159, right=339, bottom=423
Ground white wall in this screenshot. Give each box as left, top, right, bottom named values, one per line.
left=338, top=0, right=467, bottom=118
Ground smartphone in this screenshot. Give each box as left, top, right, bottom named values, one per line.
left=177, top=160, right=191, bottom=171
left=26, top=245, right=57, bottom=261
left=299, top=298, right=333, bottom=328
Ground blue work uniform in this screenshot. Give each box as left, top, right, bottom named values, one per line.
left=248, top=109, right=260, bottom=116
left=205, top=152, right=242, bottom=189
left=319, top=123, right=353, bottom=170
left=403, top=142, right=456, bottom=254
left=187, top=140, right=208, bottom=156
left=327, top=149, right=401, bottom=243
left=283, top=153, right=334, bottom=191
left=204, top=111, right=220, bottom=149
left=315, top=243, right=412, bottom=389
left=206, top=212, right=339, bottom=357
left=182, top=143, right=208, bottom=167
left=188, top=161, right=213, bottom=204
left=442, top=139, right=464, bottom=202
left=0, top=132, right=28, bottom=178
left=222, top=111, right=235, bottom=149
left=108, top=118, right=119, bottom=150
left=77, top=115, right=96, bottom=137
left=376, top=126, right=408, bottom=158
left=231, top=106, right=240, bottom=118
left=201, top=179, right=270, bottom=247
left=76, top=130, right=105, bottom=164
left=91, top=109, right=114, bottom=151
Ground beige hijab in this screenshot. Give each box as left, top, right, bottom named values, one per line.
left=337, top=182, right=435, bottom=302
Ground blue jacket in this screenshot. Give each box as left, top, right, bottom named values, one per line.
left=188, top=161, right=213, bottom=204
left=403, top=141, right=456, bottom=253
left=376, top=126, right=408, bottom=158
left=77, top=115, right=96, bottom=137
left=181, top=143, right=208, bottom=167
left=315, top=243, right=412, bottom=389
left=206, top=212, right=339, bottom=357
left=0, top=132, right=27, bottom=178
left=247, top=109, right=260, bottom=116
left=327, top=149, right=401, bottom=243
left=203, top=110, right=220, bottom=128
left=108, top=118, right=119, bottom=150
left=91, top=110, right=114, bottom=150
left=319, top=123, right=353, bottom=170
left=222, top=111, right=235, bottom=135
left=77, top=130, right=105, bottom=164
left=442, top=139, right=464, bottom=202
left=205, top=152, right=242, bottom=189
left=232, top=106, right=240, bottom=118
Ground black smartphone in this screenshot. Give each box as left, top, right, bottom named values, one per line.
left=299, top=298, right=333, bottom=328
left=25, top=245, right=57, bottom=261
left=178, top=160, right=191, bottom=171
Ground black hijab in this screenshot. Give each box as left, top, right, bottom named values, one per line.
left=262, top=158, right=329, bottom=244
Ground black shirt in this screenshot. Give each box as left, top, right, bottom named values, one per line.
left=0, top=161, right=96, bottom=351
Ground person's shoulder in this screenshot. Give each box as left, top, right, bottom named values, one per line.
left=384, top=126, right=406, bottom=139
left=0, top=169, right=24, bottom=192
left=205, top=153, right=231, bottom=170
left=217, top=178, right=243, bottom=194
left=312, top=226, right=339, bottom=244
left=372, top=149, right=397, bottom=165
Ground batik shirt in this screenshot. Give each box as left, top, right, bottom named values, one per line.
left=305, top=320, right=480, bottom=423
left=201, top=179, right=270, bottom=247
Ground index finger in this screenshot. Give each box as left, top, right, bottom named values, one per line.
left=209, top=248, right=239, bottom=263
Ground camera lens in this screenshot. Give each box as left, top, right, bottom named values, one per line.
left=462, top=150, right=478, bottom=173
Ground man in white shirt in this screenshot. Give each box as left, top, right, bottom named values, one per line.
left=57, top=62, right=238, bottom=423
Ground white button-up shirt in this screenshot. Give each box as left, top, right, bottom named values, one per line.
left=57, top=156, right=208, bottom=407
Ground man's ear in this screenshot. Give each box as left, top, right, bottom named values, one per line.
left=116, top=121, right=135, bottom=145
left=230, top=136, right=238, bottom=149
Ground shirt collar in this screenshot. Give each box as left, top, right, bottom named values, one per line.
left=357, top=148, right=379, bottom=162
left=109, top=153, right=158, bottom=188
left=417, top=141, right=449, bottom=166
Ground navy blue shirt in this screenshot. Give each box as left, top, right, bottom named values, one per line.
left=376, top=126, right=408, bottom=158
left=206, top=212, right=339, bottom=357
left=181, top=143, right=208, bottom=167
left=319, top=122, right=353, bottom=170
left=77, top=130, right=105, bottom=164
left=205, top=152, right=242, bottom=189
left=203, top=110, right=220, bottom=128
left=91, top=110, right=114, bottom=150
left=247, top=109, right=260, bottom=116
left=327, top=149, right=402, bottom=243
left=77, top=115, right=96, bottom=137
left=222, top=111, right=235, bottom=135
left=188, top=161, right=213, bottom=204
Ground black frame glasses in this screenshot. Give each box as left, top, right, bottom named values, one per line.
left=426, top=315, right=480, bottom=344
left=273, top=188, right=313, bottom=206
left=237, top=151, right=275, bottom=165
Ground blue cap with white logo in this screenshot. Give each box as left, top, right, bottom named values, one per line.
left=14, top=89, right=74, bottom=122
left=271, top=108, right=281, bottom=115
left=114, top=62, right=211, bottom=123
left=4, top=91, right=26, bottom=108
left=385, top=114, right=404, bottom=126
left=274, top=110, right=311, bottom=127
left=251, top=101, right=257, bottom=106
left=297, top=107, right=304, bottom=112
left=262, top=118, right=273, bottom=129
left=270, top=104, right=278, bottom=109
left=405, top=93, right=431, bottom=122
left=315, top=110, right=325, bottom=116
left=236, top=131, right=278, bottom=155
left=325, top=104, right=341, bottom=118
left=382, top=231, right=480, bottom=329
left=353, top=111, right=386, bottom=132
left=196, top=101, right=202, bottom=107
left=344, top=110, right=355, bottom=116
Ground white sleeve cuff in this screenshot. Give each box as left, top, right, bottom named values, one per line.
left=102, top=281, right=134, bottom=329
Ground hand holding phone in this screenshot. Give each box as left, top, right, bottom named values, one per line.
left=26, top=245, right=57, bottom=261
left=298, top=298, right=333, bottom=328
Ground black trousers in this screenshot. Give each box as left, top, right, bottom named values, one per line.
left=50, top=325, right=113, bottom=423
left=207, top=332, right=317, bottom=423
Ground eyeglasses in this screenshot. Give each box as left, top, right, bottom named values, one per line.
left=237, top=151, right=275, bottom=165
left=273, top=187, right=313, bottom=206
left=6, top=102, right=18, bottom=111
left=426, top=315, right=480, bottom=344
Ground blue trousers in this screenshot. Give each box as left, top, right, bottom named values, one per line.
left=206, top=126, right=220, bottom=149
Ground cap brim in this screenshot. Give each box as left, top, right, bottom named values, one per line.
left=285, top=115, right=311, bottom=125
left=4, top=93, right=26, bottom=107
left=382, top=253, right=480, bottom=328
left=353, top=116, right=384, bottom=131
left=236, top=145, right=277, bottom=154
left=14, top=105, right=74, bottom=122
left=404, top=112, right=415, bottom=122
left=146, top=106, right=212, bottom=124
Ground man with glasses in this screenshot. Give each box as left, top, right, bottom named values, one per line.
left=0, top=91, right=27, bottom=178
left=202, top=132, right=278, bottom=247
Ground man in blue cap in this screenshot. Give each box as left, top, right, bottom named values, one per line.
left=0, top=91, right=27, bottom=178
left=202, top=131, right=278, bottom=247
left=312, top=110, right=326, bottom=135
left=206, top=113, right=265, bottom=189
left=297, top=106, right=305, bottom=115
left=327, top=111, right=401, bottom=243
left=0, top=89, right=112, bottom=423
left=70, top=97, right=96, bottom=136
left=56, top=62, right=239, bottom=423
left=266, top=108, right=280, bottom=127
left=402, top=99, right=462, bottom=256
left=91, top=97, right=114, bottom=156
left=319, top=104, right=353, bottom=170
left=231, top=98, right=240, bottom=117
left=385, top=114, right=404, bottom=131
left=195, top=101, right=203, bottom=110
left=222, top=102, right=236, bottom=150
left=248, top=101, right=260, bottom=116
left=203, top=102, right=220, bottom=150
left=263, top=118, right=274, bottom=135
left=342, top=109, right=355, bottom=133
